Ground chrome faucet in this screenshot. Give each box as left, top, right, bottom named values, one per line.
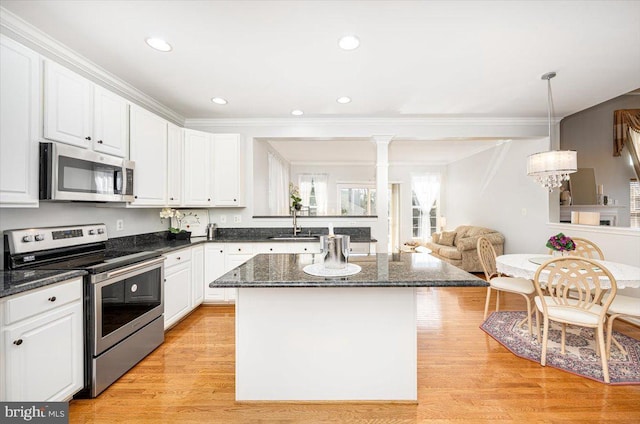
left=292, top=208, right=301, bottom=235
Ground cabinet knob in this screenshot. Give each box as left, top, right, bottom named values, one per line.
left=238, top=248, right=241, bottom=252
left=170, top=197, right=174, bottom=200
left=177, top=257, right=181, bottom=260
left=220, top=250, right=223, bottom=253
left=207, top=198, right=211, bottom=201
left=304, top=248, right=308, bottom=251
left=234, top=199, right=237, bottom=202
left=269, top=248, right=273, bottom=251
left=85, top=136, right=92, bottom=141
left=134, top=195, right=138, bottom=199
left=13, top=339, right=23, bottom=346
left=97, top=140, right=103, bottom=144
left=48, top=296, right=57, bottom=302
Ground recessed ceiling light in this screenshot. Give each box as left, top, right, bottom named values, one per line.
left=211, top=97, right=228, bottom=105
left=145, top=38, right=172, bottom=52
left=291, top=109, right=304, bottom=116
left=336, top=96, right=352, bottom=104
left=338, top=35, right=360, bottom=50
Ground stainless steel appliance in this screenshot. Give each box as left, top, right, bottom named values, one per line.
left=4, top=224, right=164, bottom=398
left=39, top=142, right=135, bottom=202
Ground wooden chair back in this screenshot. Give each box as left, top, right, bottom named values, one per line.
left=533, top=257, right=617, bottom=320
left=477, top=236, right=499, bottom=280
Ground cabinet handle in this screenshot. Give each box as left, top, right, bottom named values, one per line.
left=13, top=339, right=23, bottom=346
left=48, top=296, right=57, bottom=302
left=97, top=140, right=103, bottom=144
left=85, top=136, right=92, bottom=141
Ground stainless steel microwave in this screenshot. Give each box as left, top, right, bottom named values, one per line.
left=39, top=142, right=134, bottom=202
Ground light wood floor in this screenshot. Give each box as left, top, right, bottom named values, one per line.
left=70, top=287, right=640, bottom=423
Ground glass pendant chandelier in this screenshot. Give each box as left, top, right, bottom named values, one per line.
left=527, top=72, right=577, bottom=191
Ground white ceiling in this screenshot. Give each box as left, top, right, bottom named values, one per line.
left=2, top=0, right=639, bottom=120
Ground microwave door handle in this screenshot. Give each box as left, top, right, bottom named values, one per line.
left=114, top=169, right=122, bottom=193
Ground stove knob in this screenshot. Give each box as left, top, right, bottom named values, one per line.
left=22, top=235, right=33, bottom=243
left=89, top=229, right=96, bottom=235
left=35, top=234, right=45, bottom=241
left=97, top=228, right=105, bottom=234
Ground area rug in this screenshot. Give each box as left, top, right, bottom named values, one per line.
left=480, top=311, right=640, bottom=385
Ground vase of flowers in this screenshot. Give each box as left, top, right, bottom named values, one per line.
left=546, top=233, right=575, bottom=255
left=289, top=183, right=302, bottom=212
left=160, top=208, right=191, bottom=240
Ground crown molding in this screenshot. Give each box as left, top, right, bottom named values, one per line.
left=185, top=116, right=553, bottom=128
left=0, top=7, right=184, bottom=126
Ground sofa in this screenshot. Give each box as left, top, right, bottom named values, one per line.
left=425, top=225, right=505, bottom=272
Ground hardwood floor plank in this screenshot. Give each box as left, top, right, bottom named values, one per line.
left=69, top=287, right=640, bottom=423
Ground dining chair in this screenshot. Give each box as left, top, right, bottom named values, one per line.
left=548, top=237, right=605, bottom=260
left=477, top=237, right=536, bottom=335
left=533, top=257, right=617, bottom=383
left=605, top=294, right=640, bottom=358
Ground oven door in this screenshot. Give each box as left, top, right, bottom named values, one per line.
left=91, top=257, right=165, bottom=356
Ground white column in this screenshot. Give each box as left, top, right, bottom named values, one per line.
left=372, top=135, right=393, bottom=253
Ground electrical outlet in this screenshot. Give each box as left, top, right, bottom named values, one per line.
left=219, top=215, right=227, bottom=224
left=116, top=219, right=124, bottom=231
left=233, top=215, right=242, bottom=224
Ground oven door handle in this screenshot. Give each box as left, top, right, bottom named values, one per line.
left=104, top=257, right=166, bottom=280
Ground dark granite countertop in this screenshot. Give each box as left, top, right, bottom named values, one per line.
left=210, top=253, right=487, bottom=288
left=1, top=270, right=87, bottom=298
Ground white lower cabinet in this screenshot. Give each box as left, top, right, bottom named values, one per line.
left=0, top=277, right=84, bottom=401
left=204, top=244, right=229, bottom=303
left=191, top=245, right=204, bottom=307
left=163, top=248, right=192, bottom=330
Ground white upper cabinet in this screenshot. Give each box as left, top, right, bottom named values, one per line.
left=93, top=85, right=129, bottom=157
left=44, top=60, right=93, bottom=148
left=129, top=104, right=168, bottom=206
left=167, top=123, right=183, bottom=206
left=183, top=129, right=213, bottom=206
left=44, top=61, right=129, bottom=157
left=0, top=35, right=40, bottom=207
left=212, top=134, right=245, bottom=207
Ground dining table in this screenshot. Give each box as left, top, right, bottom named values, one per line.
left=496, top=253, right=640, bottom=289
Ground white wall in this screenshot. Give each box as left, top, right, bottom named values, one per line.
left=443, top=138, right=550, bottom=254
left=560, top=93, right=639, bottom=227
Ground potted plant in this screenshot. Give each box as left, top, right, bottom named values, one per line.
left=160, top=208, right=191, bottom=240
left=546, top=233, right=576, bottom=256
left=289, top=183, right=302, bottom=212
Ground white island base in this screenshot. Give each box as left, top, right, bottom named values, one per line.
left=236, top=287, right=417, bottom=401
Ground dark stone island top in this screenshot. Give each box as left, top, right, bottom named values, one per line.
left=211, top=253, right=487, bottom=288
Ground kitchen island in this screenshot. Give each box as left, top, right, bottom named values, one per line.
left=211, top=253, right=486, bottom=402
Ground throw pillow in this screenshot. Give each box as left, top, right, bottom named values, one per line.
left=440, top=231, right=456, bottom=246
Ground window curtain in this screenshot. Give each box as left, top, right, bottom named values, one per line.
left=613, top=109, right=640, bottom=156
left=268, top=152, right=289, bottom=215
left=411, top=174, right=441, bottom=240
left=298, top=174, right=328, bottom=215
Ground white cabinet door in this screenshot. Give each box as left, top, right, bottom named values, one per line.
left=0, top=36, right=40, bottom=207
left=167, top=123, right=183, bottom=206
left=164, top=263, right=192, bottom=330
left=204, top=244, right=227, bottom=303
left=93, top=85, right=128, bottom=157
left=3, top=301, right=83, bottom=401
left=212, top=134, right=244, bottom=206
left=191, top=245, right=204, bottom=307
left=183, top=129, right=213, bottom=206
left=43, top=60, right=93, bottom=148
left=129, top=105, right=168, bottom=206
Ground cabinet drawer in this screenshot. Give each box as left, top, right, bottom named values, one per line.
left=4, top=277, right=83, bottom=325
left=164, top=248, right=192, bottom=268
left=227, top=244, right=254, bottom=255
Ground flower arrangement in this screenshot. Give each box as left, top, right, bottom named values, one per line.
left=546, top=232, right=576, bottom=252
left=160, top=208, right=187, bottom=234
left=289, top=183, right=302, bottom=211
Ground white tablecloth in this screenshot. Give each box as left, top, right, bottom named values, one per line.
left=496, top=254, right=640, bottom=289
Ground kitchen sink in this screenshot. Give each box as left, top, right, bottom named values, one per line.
left=269, top=235, right=320, bottom=241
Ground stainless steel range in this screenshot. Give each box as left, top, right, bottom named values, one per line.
left=4, top=224, right=165, bottom=398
